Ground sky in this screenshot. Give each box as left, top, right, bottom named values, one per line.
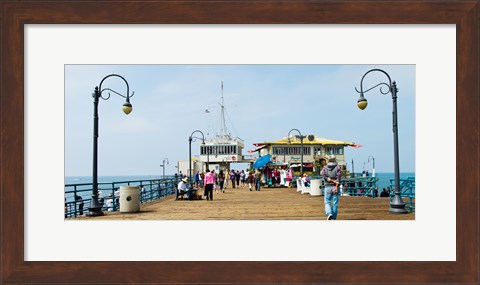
left=64, top=64, right=415, bottom=176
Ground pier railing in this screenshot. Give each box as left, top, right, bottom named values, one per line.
left=292, top=175, right=379, bottom=197
left=389, top=177, right=415, bottom=212
left=65, top=177, right=178, bottom=218
left=339, top=176, right=379, bottom=197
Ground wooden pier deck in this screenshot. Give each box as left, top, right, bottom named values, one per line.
left=76, top=185, right=414, bottom=220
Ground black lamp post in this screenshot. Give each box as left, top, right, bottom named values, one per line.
left=206, top=147, right=210, bottom=170
left=160, top=158, right=169, bottom=179
left=88, top=74, right=134, bottom=217
left=351, top=159, right=355, bottom=178
left=189, top=130, right=205, bottom=190
left=355, top=68, right=408, bottom=214
left=287, top=129, right=306, bottom=176
left=368, top=155, right=375, bottom=177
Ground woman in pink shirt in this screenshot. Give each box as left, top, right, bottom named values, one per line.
left=204, top=169, right=216, bottom=201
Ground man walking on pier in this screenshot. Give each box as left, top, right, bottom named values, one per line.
left=321, top=155, right=342, bottom=220
left=254, top=169, right=262, bottom=191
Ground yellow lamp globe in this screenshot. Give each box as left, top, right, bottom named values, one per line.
left=123, top=102, right=133, bottom=115
left=357, top=97, right=368, bottom=110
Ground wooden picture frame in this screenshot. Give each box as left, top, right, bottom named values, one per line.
left=1, top=1, right=478, bottom=284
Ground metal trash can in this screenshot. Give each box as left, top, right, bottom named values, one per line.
left=310, top=179, right=322, bottom=196
left=120, top=186, right=140, bottom=213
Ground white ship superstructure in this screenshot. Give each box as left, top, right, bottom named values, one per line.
left=199, top=83, right=248, bottom=168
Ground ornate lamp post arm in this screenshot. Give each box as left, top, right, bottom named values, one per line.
left=161, top=158, right=169, bottom=179
left=189, top=130, right=205, bottom=189
left=89, top=74, right=134, bottom=217
left=355, top=69, right=407, bottom=214
left=356, top=69, right=392, bottom=102
left=287, top=128, right=305, bottom=176
left=97, top=74, right=134, bottom=114
left=368, top=155, right=375, bottom=177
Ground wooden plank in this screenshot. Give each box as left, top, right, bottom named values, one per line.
left=73, top=186, right=414, bottom=220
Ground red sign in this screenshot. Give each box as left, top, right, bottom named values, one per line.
left=232, top=156, right=236, bottom=161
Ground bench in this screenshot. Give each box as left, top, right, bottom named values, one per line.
left=176, top=189, right=200, bottom=200
left=176, top=189, right=186, bottom=200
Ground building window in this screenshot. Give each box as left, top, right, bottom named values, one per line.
left=325, top=146, right=343, bottom=155
left=274, top=146, right=313, bottom=156
left=325, top=146, right=334, bottom=155
left=303, top=147, right=311, bottom=155
left=273, top=146, right=288, bottom=155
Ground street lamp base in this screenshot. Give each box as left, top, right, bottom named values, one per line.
left=389, top=206, right=409, bottom=214
left=87, top=195, right=104, bottom=216
left=389, top=193, right=409, bottom=214
left=86, top=207, right=104, bottom=217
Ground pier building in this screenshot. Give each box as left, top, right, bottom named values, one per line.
left=251, top=135, right=359, bottom=174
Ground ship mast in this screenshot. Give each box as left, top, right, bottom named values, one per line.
left=219, top=81, right=229, bottom=139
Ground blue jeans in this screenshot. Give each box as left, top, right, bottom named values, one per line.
left=324, top=185, right=340, bottom=219
left=255, top=178, right=261, bottom=190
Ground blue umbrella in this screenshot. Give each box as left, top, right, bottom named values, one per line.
left=253, top=154, right=272, bottom=169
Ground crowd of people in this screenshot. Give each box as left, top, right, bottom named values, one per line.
left=175, top=168, right=269, bottom=201
left=176, top=155, right=346, bottom=221
left=175, top=164, right=323, bottom=202
left=172, top=154, right=393, bottom=220
left=260, top=166, right=293, bottom=187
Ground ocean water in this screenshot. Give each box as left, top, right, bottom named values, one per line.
left=373, top=172, right=415, bottom=191
left=65, top=175, right=165, bottom=185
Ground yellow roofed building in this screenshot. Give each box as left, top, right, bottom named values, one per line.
left=251, top=135, right=358, bottom=173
